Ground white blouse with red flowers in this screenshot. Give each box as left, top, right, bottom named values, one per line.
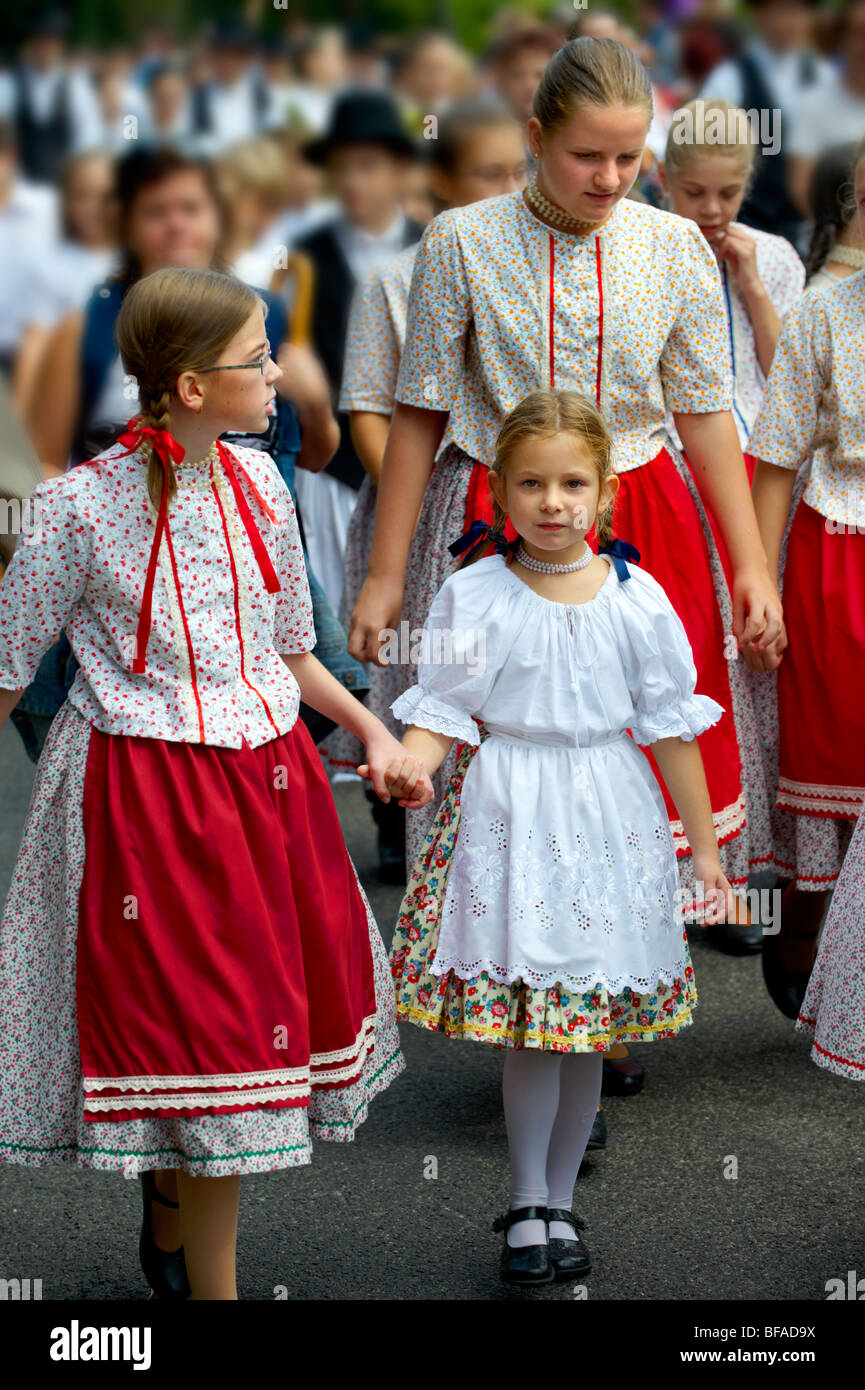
left=0, top=440, right=317, bottom=748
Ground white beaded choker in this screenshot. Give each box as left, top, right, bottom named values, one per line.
left=516, top=542, right=592, bottom=573
left=827, top=245, right=865, bottom=269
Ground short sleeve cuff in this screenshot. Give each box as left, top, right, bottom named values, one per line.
left=390, top=686, right=480, bottom=744
left=630, top=694, right=725, bottom=746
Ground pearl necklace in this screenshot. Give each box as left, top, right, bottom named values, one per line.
left=523, top=176, right=611, bottom=236
left=827, top=245, right=865, bottom=269
left=177, top=442, right=220, bottom=469
left=516, top=541, right=592, bottom=573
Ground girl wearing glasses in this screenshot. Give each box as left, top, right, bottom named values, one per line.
left=0, top=266, right=423, bottom=1300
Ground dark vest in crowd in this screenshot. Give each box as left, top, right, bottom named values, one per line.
left=735, top=50, right=818, bottom=246
left=190, top=78, right=272, bottom=135
left=294, top=217, right=425, bottom=491
left=72, top=279, right=301, bottom=491
left=13, top=67, right=73, bottom=186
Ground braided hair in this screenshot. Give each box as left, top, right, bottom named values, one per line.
left=803, top=141, right=860, bottom=282
left=115, top=266, right=265, bottom=509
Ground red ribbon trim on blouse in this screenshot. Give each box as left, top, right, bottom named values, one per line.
left=88, top=419, right=282, bottom=675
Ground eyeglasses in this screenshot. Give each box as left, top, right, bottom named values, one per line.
left=196, top=340, right=273, bottom=376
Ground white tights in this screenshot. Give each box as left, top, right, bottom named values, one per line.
left=501, top=1048, right=604, bottom=1247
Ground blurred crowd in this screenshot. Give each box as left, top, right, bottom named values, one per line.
left=2, top=2, right=865, bottom=412
left=2, top=0, right=865, bottom=598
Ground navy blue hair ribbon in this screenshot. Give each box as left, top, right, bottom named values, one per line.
left=448, top=519, right=517, bottom=569
left=598, top=537, right=641, bottom=581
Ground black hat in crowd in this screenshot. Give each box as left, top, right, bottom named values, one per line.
left=24, top=6, right=70, bottom=40
left=304, top=90, right=417, bottom=164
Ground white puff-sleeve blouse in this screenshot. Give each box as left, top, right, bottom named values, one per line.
left=391, top=554, right=724, bottom=995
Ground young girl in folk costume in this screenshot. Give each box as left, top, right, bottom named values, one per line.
left=376, top=390, right=734, bottom=1286
left=323, top=99, right=527, bottom=880
left=349, top=37, right=782, bottom=929
left=658, top=99, right=805, bottom=479
left=659, top=97, right=805, bottom=958
left=747, top=136, right=865, bottom=1021
left=0, top=268, right=415, bottom=1300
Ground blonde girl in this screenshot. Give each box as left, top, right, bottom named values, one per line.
left=659, top=98, right=805, bottom=473
left=378, top=389, right=733, bottom=1287
left=0, top=266, right=420, bottom=1299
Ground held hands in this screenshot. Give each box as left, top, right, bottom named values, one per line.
left=357, top=731, right=435, bottom=810
left=691, top=856, right=737, bottom=926
left=741, top=617, right=789, bottom=673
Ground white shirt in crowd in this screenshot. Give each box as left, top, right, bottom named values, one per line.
left=25, top=242, right=117, bottom=329
left=334, top=210, right=408, bottom=282
left=786, top=71, right=865, bottom=159
left=0, top=178, right=59, bottom=352
left=699, top=37, right=834, bottom=121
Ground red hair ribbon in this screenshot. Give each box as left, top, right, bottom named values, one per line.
left=89, top=418, right=282, bottom=676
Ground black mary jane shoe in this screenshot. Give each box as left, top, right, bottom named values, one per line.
left=139, top=1171, right=191, bottom=1301
left=761, top=927, right=818, bottom=1020
left=547, top=1208, right=592, bottom=1281
left=491, top=1206, right=554, bottom=1286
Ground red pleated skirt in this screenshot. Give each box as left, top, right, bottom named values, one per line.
left=776, top=501, right=865, bottom=818
left=589, top=446, right=745, bottom=852
left=76, top=717, right=377, bottom=1122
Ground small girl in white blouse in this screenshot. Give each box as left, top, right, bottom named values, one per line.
left=371, top=389, right=734, bottom=1288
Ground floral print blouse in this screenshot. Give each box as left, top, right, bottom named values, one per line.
left=339, top=245, right=417, bottom=416
left=393, top=191, right=734, bottom=471
left=0, top=441, right=316, bottom=747
left=749, top=268, right=865, bottom=527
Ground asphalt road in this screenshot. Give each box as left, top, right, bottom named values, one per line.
left=1, top=718, right=862, bottom=1302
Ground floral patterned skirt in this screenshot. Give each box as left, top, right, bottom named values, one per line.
left=390, top=737, right=698, bottom=1052
left=796, top=807, right=865, bottom=1082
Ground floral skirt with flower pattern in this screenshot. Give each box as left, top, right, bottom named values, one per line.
left=390, top=733, right=698, bottom=1052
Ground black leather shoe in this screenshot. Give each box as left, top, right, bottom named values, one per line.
left=547, top=1208, right=592, bottom=1280
left=761, top=928, right=816, bottom=1020
left=705, top=918, right=764, bottom=955
left=139, top=1171, right=191, bottom=1301
left=491, top=1206, right=554, bottom=1286
left=587, top=1107, right=607, bottom=1150
left=601, top=1055, right=645, bottom=1096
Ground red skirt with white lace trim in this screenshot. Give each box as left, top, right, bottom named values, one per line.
left=76, top=717, right=377, bottom=1122
left=589, top=446, right=746, bottom=860
left=776, top=500, right=865, bottom=821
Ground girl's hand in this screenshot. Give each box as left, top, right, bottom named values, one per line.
left=357, top=732, right=434, bottom=809
left=741, top=619, right=788, bottom=673
left=715, top=224, right=762, bottom=296
left=348, top=575, right=404, bottom=666
left=732, top=566, right=783, bottom=650
left=691, top=857, right=737, bottom=925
